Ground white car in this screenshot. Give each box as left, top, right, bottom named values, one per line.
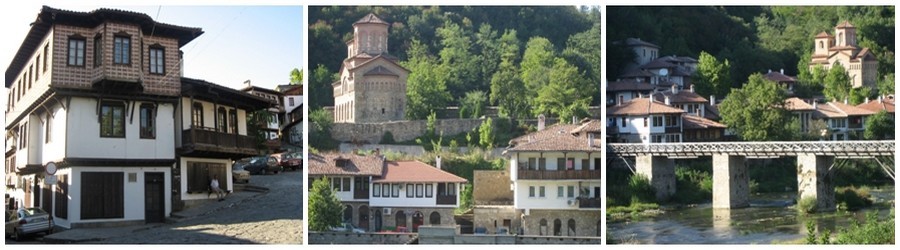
left=6, top=208, right=54, bottom=241
left=330, top=222, right=365, bottom=233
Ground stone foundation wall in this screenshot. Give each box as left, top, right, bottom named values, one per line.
left=331, top=119, right=484, bottom=143
left=473, top=171, right=514, bottom=205
left=521, top=209, right=602, bottom=237
left=308, top=232, right=417, bottom=244
left=473, top=206, right=522, bottom=235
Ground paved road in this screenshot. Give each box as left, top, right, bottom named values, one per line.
left=94, top=170, right=304, bottom=244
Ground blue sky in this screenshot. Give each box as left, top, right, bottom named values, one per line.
left=0, top=4, right=303, bottom=98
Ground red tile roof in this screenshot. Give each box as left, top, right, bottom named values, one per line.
left=308, top=153, right=385, bottom=176
left=508, top=119, right=601, bottom=152
left=682, top=114, right=726, bottom=129
left=608, top=98, right=685, bottom=116
left=856, top=97, right=895, bottom=113
left=836, top=21, right=855, bottom=28
left=784, top=97, right=815, bottom=111
left=814, top=101, right=876, bottom=118
left=509, top=123, right=580, bottom=145
left=815, top=31, right=832, bottom=38
left=764, top=71, right=797, bottom=83
left=373, top=161, right=467, bottom=183
left=654, top=89, right=708, bottom=103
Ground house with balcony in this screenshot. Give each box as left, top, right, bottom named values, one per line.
left=607, top=96, right=685, bottom=143
left=240, top=82, right=283, bottom=152
left=308, top=152, right=466, bottom=233
left=606, top=79, right=656, bottom=106
left=812, top=100, right=875, bottom=140
left=175, top=77, right=272, bottom=208
left=763, top=69, right=798, bottom=95
left=277, top=84, right=303, bottom=146
left=503, top=119, right=601, bottom=237
left=4, top=6, right=202, bottom=228
left=784, top=97, right=816, bottom=133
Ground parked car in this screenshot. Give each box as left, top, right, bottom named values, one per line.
left=232, top=164, right=250, bottom=184
left=278, top=152, right=303, bottom=171
left=330, top=222, right=366, bottom=233
left=6, top=208, right=53, bottom=241
left=238, top=156, right=281, bottom=175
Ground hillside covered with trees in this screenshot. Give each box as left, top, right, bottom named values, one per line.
left=309, top=6, right=600, bottom=120
left=607, top=6, right=894, bottom=98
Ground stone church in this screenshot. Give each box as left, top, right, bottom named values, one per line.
left=332, top=13, right=410, bottom=123
left=809, top=21, right=878, bottom=89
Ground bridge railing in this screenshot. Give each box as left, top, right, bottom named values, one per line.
left=607, top=140, right=894, bottom=157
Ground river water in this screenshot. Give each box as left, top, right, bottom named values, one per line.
left=607, top=186, right=895, bottom=244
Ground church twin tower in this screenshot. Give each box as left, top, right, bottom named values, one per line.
left=333, top=13, right=409, bottom=123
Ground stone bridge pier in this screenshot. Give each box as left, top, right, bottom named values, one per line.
left=712, top=154, right=749, bottom=209
left=796, top=154, right=835, bottom=212
left=635, top=155, right=675, bottom=201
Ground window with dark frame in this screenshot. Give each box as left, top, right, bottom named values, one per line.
left=35, top=56, right=40, bottom=80
left=373, top=183, right=381, bottom=197
left=149, top=46, right=165, bottom=74
left=43, top=44, right=49, bottom=72
left=392, top=184, right=400, bottom=197
left=68, top=37, right=85, bottom=66
left=192, top=102, right=204, bottom=128
left=341, top=177, right=350, bottom=192
left=113, top=35, right=131, bottom=65
left=415, top=184, right=423, bottom=198
left=93, top=35, right=102, bottom=67
left=529, top=186, right=535, bottom=197
left=539, top=186, right=545, bottom=197
left=229, top=110, right=238, bottom=134
left=425, top=184, right=433, bottom=197
left=557, top=186, right=564, bottom=197
left=406, top=184, right=414, bottom=198
left=217, top=107, right=228, bottom=133
left=140, top=104, right=155, bottom=139
left=382, top=183, right=390, bottom=197
left=100, top=102, right=125, bottom=138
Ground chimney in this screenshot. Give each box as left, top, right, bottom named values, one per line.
left=813, top=100, right=817, bottom=109
left=844, top=98, right=848, bottom=104
left=865, top=97, right=869, bottom=103
left=436, top=156, right=442, bottom=169
left=664, top=95, right=671, bottom=105
left=572, top=116, right=577, bottom=124
left=671, top=84, right=678, bottom=94
left=537, top=114, right=546, bottom=131
left=243, top=80, right=252, bottom=89
left=710, top=95, right=716, bottom=106
left=689, top=84, right=694, bottom=93
left=878, top=95, right=883, bottom=103
left=780, top=68, right=784, bottom=74
left=587, top=133, right=595, bottom=147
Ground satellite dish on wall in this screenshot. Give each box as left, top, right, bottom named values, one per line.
left=659, top=68, right=669, bottom=76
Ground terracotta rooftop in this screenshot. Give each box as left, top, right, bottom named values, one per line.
left=836, top=21, right=855, bottom=28
left=683, top=114, right=726, bottom=129
left=308, top=153, right=385, bottom=176
left=814, top=101, right=876, bottom=118
left=784, top=97, right=815, bottom=111
left=856, top=97, right=895, bottom=114
left=509, top=123, right=580, bottom=146
left=354, top=13, right=389, bottom=25
left=764, top=71, right=797, bottom=83
left=654, top=89, right=708, bottom=103
left=373, top=161, right=467, bottom=183
left=507, top=122, right=600, bottom=153
left=608, top=98, right=685, bottom=116
left=815, top=31, right=833, bottom=38
left=624, top=38, right=660, bottom=48
left=570, top=119, right=603, bottom=134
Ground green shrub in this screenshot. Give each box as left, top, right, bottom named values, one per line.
left=835, top=186, right=873, bottom=211
left=672, top=167, right=712, bottom=204
left=833, top=210, right=895, bottom=244
left=628, top=174, right=656, bottom=204
left=798, top=197, right=818, bottom=214
left=380, top=131, right=396, bottom=144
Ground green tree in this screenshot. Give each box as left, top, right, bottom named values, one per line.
left=437, top=20, right=481, bottom=100
left=404, top=40, right=452, bottom=120
left=478, top=117, right=494, bottom=149
left=309, top=177, right=343, bottom=231
left=850, top=87, right=873, bottom=105
left=474, top=24, right=501, bottom=90
left=877, top=73, right=895, bottom=96
left=520, top=37, right=557, bottom=98
left=490, top=58, right=530, bottom=120
left=864, top=110, right=893, bottom=140
left=459, top=90, right=487, bottom=119
left=309, top=64, right=336, bottom=110
left=719, top=73, right=792, bottom=141
left=309, top=108, right=336, bottom=150
left=562, top=23, right=601, bottom=83
left=289, top=68, right=303, bottom=85
left=824, top=63, right=852, bottom=102
left=693, top=51, right=732, bottom=99
left=533, top=58, right=593, bottom=120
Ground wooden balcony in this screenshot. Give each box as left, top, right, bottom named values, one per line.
left=578, top=197, right=601, bottom=208
left=436, top=195, right=457, bottom=205
left=517, top=169, right=601, bottom=180
left=354, top=189, right=369, bottom=200
left=181, top=127, right=258, bottom=157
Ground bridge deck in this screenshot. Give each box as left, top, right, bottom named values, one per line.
left=607, top=140, right=894, bottom=157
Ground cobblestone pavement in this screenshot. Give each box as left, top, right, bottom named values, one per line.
left=93, top=170, right=304, bottom=244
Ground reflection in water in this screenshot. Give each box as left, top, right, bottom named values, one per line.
left=608, top=187, right=894, bottom=244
